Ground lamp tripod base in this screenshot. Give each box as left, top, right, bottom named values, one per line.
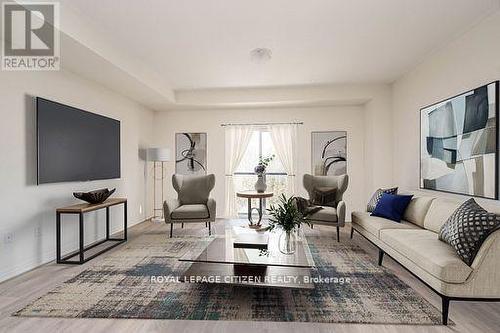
left=151, top=216, right=164, bottom=224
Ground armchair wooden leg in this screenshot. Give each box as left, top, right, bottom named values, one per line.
left=208, top=221, right=211, bottom=236
left=350, top=227, right=354, bottom=239
left=442, top=296, right=450, bottom=325
left=181, top=223, right=184, bottom=228
left=170, top=223, right=173, bottom=238
left=378, top=249, right=384, bottom=266
left=205, top=221, right=207, bottom=227
left=336, top=225, right=340, bottom=242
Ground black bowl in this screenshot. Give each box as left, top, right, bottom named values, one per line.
left=73, top=188, right=116, bottom=204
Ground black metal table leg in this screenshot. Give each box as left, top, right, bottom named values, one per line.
left=124, top=201, right=128, bottom=241
left=79, top=213, right=84, bottom=264
left=106, top=207, right=110, bottom=240
left=247, top=198, right=252, bottom=223
left=57, top=200, right=127, bottom=265
left=56, top=212, right=61, bottom=263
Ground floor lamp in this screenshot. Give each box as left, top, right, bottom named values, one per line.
left=147, top=148, right=171, bottom=223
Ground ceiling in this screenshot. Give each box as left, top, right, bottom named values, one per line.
left=59, top=0, right=500, bottom=91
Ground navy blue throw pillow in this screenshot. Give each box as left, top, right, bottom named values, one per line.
left=371, top=193, right=414, bottom=222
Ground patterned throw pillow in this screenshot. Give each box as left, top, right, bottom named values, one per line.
left=367, top=187, right=398, bottom=212
left=439, top=198, right=500, bottom=266
left=312, top=187, right=337, bottom=207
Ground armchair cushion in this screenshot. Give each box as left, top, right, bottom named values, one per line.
left=303, top=174, right=348, bottom=207
left=312, top=187, right=337, bottom=207
left=307, top=206, right=338, bottom=223
left=171, top=204, right=209, bottom=219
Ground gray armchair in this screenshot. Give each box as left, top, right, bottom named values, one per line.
left=163, top=174, right=216, bottom=237
left=303, top=174, right=348, bottom=242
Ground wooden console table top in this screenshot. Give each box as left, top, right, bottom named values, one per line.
left=56, top=198, right=127, bottom=214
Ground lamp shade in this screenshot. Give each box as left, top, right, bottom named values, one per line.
left=147, top=147, right=171, bottom=161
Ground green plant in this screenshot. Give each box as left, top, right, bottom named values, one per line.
left=266, top=194, right=310, bottom=232
left=258, top=154, right=275, bottom=168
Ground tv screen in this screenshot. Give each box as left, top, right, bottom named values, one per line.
left=37, top=97, right=121, bottom=184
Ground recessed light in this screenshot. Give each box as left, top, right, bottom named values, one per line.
left=250, top=48, right=272, bottom=63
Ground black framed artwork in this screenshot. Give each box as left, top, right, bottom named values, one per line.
left=311, top=131, right=347, bottom=176
left=420, top=81, right=499, bottom=199
left=175, top=133, right=207, bottom=175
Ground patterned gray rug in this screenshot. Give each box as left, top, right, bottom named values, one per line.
left=15, top=232, right=445, bottom=324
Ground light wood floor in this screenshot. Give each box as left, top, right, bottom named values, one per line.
left=1, top=220, right=499, bottom=333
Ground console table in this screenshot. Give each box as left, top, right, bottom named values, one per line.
left=236, top=191, right=273, bottom=227
left=56, top=198, right=127, bottom=264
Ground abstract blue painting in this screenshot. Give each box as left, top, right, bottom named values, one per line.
left=420, top=82, right=499, bottom=199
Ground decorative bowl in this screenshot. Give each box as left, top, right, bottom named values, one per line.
left=73, top=188, right=116, bottom=204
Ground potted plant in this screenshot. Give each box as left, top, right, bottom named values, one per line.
left=254, top=154, right=275, bottom=193
left=266, top=194, right=311, bottom=254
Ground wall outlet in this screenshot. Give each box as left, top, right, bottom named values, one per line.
left=4, top=232, right=14, bottom=244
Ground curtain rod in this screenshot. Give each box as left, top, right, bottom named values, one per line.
left=220, top=121, right=303, bottom=127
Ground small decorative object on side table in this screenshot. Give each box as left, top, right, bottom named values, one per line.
left=73, top=188, right=116, bottom=204
left=254, top=154, right=274, bottom=193
left=236, top=190, right=273, bottom=228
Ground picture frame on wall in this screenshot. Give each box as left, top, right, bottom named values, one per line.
left=420, top=81, right=499, bottom=199
left=311, top=131, right=347, bottom=176
left=175, top=132, right=207, bottom=175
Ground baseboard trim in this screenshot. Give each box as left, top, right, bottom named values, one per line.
left=0, top=218, right=148, bottom=284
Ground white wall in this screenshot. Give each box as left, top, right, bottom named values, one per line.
left=392, top=11, right=500, bottom=204
left=154, top=105, right=379, bottom=219
left=0, top=69, right=155, bottom=282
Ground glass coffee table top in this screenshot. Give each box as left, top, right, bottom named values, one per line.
left=179, top=225, right=315, bottom=268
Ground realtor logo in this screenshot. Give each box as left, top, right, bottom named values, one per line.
left=2, top=2, right=60, bottom=70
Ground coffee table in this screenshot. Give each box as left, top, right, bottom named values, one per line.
left=179, top=222, right=315, bottom=289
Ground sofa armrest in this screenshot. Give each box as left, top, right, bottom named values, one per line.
left=163, top=199, right=180, bottom=223
left=207, top=198, right=216, bottom=221
left=457, top=229, right=500, bottom=297
left=337, top=200, right=346, bottom=227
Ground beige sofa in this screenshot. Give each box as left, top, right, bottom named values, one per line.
left=351, top=196, right=500, bottom=325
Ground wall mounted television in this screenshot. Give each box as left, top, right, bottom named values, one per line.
left=37, top=97, right=121, bottom=184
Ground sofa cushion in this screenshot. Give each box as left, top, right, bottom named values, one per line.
left=439, top=198, right=500, bottom=266
left=307, top=206, right=338, bottom=223
left=367, top=187, right=398, bottom=212
left=171, top=204, right=209, bottom=219
left=424, top=198, right=463, bottom=233
left=380, top=229, right=472, bottom=283
left=403, top=196, right=435, bottom=228
left=371, top=193, right=413, bottom=222
left=352, top=211, right=420, bottom=238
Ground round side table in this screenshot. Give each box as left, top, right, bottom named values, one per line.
left=236, top=191, right=274, bottom=227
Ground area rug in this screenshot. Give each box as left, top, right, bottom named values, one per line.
left=15, top=232, right=445, bottom=324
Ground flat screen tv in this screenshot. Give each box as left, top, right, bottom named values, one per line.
left=37, top=97, right=121, bottom=184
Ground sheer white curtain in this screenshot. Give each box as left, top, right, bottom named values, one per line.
left=224, top=125, right=254, bottom=218
left=269, top=124, right=298, bottom=196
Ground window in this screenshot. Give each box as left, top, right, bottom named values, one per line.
left=234, top=129, right=287, bottom=215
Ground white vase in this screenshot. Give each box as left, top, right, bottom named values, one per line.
left=254, top=174, right=267, bottom=193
